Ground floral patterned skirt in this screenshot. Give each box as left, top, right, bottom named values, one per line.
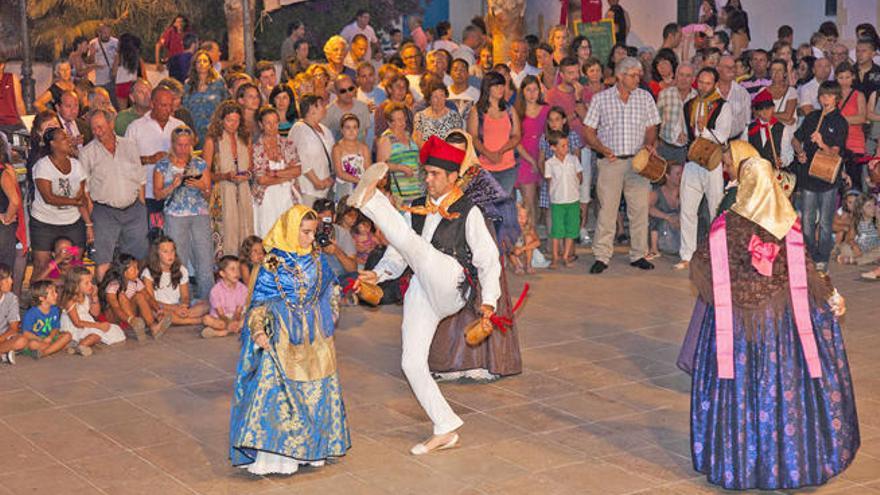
left=690, top=300, right=860, bottom=490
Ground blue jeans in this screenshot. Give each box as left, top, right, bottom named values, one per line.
left=164, top=214, right=214, bottom=300
left=489, top=167, right=517, bottom=197
left=800, top=189, right=836, bottom=264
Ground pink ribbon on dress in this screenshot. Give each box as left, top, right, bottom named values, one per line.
left=748, top=235, right=781, bottom=277
left=709, top=213, right=735, bottom=379
left=785, top=219, right=822, bottom=378
left=708, top=213, right=822, bottom=380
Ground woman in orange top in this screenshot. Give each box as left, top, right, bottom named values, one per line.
left=467, top=71, right=522, bottom=195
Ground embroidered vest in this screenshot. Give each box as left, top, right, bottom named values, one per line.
left=683, top=97, right=727, bottom=142
left=747, top=120, right=785, bottom=164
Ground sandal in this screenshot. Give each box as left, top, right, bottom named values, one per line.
left=645, top=251, right=660, bottom=261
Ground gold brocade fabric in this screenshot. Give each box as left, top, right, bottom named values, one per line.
left=730, top=157, right=798, bottom=241
left=728, top=140, right=760, bottom=178
left=273, top=308, right=337, bottom=382
left=263, top=204, right=315, bottom=255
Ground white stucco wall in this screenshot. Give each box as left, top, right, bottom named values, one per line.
left=524, top=0, right=869, bottom=51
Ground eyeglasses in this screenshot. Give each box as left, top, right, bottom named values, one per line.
left=338, top=86, right=356, bottom=94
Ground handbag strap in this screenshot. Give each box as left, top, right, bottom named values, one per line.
left=97, top=39, right=112, bottom=69
left=307, top=123, right=335, bottom=180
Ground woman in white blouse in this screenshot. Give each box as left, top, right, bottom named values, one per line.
left=288, top=94, right=335, bottom=207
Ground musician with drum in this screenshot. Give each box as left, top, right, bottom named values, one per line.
left=582, top=57, right=661, bottom=275
left=675, top=67, right=733, bottom=271
left=748, top=88, right=794, bottom=169
left=791, top=80, right=849, bottom=272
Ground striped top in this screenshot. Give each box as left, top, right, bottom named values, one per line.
left=382, top=129, right=423, bottom=200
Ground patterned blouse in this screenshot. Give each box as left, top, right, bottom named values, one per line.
left=251, top=136, right=300, bottom=204
left=414, top=107, right=465, bottom=142
left=182, top=78, right=228, bottom=146
left=155, top=156, right=209, bottom=217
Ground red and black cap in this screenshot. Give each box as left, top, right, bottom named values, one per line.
left=752, top=88, right=774, bottom=110
left=419, top=135, right=465, bottom=172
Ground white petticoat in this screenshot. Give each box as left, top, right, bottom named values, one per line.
left=240, top=451, right=326, bottom=476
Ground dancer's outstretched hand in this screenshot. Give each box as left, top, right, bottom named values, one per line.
left=828, top=290, right=846, bottom=317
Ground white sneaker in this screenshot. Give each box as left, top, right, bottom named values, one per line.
left=1, top=350, right=14, bottom=365
left=580, top=228, right=592, bottom=245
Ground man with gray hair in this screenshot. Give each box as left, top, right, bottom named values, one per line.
left=115, top=79, right=152, bottom=136
left=583, top=57, right=661, bottom=274
left=656, top=62, right=696, bottom=164
left=716, top=55, right=751, bottom=138
left=80, top=108, right=148, bottom=279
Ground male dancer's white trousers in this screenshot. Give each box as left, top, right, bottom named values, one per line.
left=679, top=162, right=724, bottom=262
left=359, top=192, right=465, bottom=435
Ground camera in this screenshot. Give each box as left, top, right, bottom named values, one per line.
left=315, top=218, right=334, bottom=248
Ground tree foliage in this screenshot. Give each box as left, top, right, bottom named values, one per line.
left=22, top=0, right=227, bottom=60
left=254, top=0, right=422, bottom=60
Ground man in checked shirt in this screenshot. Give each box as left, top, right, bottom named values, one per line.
left=583, top=57, right=661, bottom=274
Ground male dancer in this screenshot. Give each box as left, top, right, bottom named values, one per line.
left=349, top=135, right=501, bottom=455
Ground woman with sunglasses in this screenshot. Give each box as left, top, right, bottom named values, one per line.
left=29, top=128, right=92, bottom=280
left=152, top=125, right=214, bottom=300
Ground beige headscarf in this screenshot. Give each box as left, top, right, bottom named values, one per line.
left=730, top=157, right=798, bottom=240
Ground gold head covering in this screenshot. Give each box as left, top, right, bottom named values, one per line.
left=730, top=157, right=798, bottom=240
left=262, top=204, right=316, bottom=255
left=455, top=131, right=481, bottom=178
left=708, top=139, right=759, bottom=175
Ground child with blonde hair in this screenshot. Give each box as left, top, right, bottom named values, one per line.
left=60, top=267, right=126, bottom=356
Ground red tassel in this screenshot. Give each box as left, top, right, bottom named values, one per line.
left=489, top=283, right=530, bottom=334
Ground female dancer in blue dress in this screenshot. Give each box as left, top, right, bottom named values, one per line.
left=681, top=156, right=859, bottom=490
left=229, top=204, right=350, bottom=475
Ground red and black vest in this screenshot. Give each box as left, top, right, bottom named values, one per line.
left=747, top=120, right=785, bottom=164
left=683, top=96, right=727, bottom=143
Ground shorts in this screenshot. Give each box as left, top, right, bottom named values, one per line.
left=29, top=217, right=86, bottom=252
left=550, top=202, right=580, bottom=239
left=20, top=331, right=66, bottom=357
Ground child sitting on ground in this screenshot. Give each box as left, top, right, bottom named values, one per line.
left=0, top=264, right=26, bottom=364
left=20, top=280, right=72, bottom=359
left=833, top=190, right=860, bottom=264
left=100, top=254, right=172, bottom=340
left=201, top=255, right=248, bottom=338
left=509, top=203, right=542, bottom=275
left=35, top=236, right=85, bottom=283
left=352, top=214, right=378, bottom=267
left=238, top=235, right=265, bottom=285
left=142, top=235, right=209, bottom=328
left=60, top=267, right=126, bottom=356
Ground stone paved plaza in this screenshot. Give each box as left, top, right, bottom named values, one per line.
left=0, top=251, right=878, bottom=494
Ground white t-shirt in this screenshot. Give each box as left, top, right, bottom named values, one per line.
left=89, top=37, right=119, bottom=85
left=125, top=113, right=184, bottom=199
left=31, top=156, right=87, bottom=225
left=544, top=154, right=583, bottom=204
left=289, top=121, right=335, bottom=199
left=798, top=79, right=820, bottom=112
left=339, top=22, right=379, bottom=60
left=142, top=266, right=189, bottom=305
left=448, top=86, right=480, bottom=118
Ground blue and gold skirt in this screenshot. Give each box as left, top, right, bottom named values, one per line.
left=690, top=301, right=859, bottom=490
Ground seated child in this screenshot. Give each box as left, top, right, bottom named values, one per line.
left=852, top=194, right=880, bottom=265
left=20, top=280, right=72, bottom=359
left=60, top=267, right=126, bottom=356
left=238, top=235, right=265, bottom=285
left=201, top=255, right=248, bottom=339
left=142, top=235, right=209, bottom=328
left=833, top=190, right=860, bottom=264
left=509, top=203, right=542, bottom=275
left=100, top=254, right=172, bottom=340
left=0, top=264, right=27, bottom=364
left=36, top=236, right=85, bottom=283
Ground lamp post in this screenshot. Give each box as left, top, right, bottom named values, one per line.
left=19, top=0, right=35, bottom=112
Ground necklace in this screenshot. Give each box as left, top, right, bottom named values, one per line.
left=268, top=251, right=323, bottom=314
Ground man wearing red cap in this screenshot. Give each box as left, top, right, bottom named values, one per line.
left=748, top=88, right=793, bottom=169
left=349, top=134, right=502, bottom=455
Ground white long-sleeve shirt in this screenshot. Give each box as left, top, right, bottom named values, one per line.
left=692, top=96, right=733, bottom=144
left=373, top=193, right=502, bottom=309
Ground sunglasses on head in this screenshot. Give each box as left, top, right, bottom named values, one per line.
left=338, top=86, right=356, bottom=94
left=172, top=126, right=194, bottom=136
